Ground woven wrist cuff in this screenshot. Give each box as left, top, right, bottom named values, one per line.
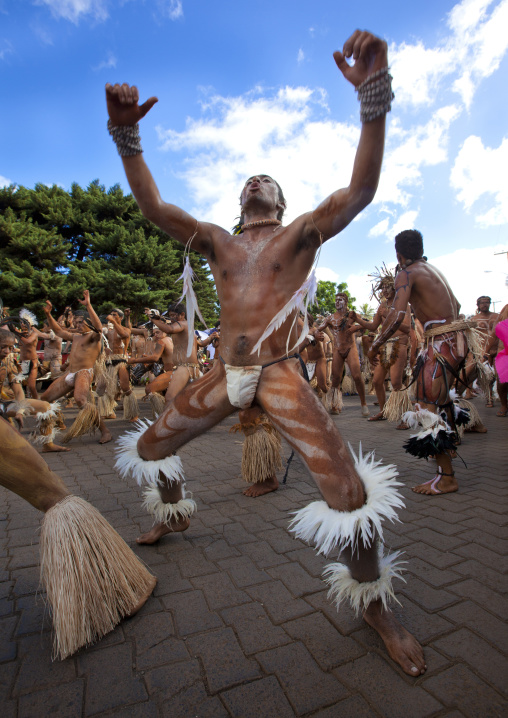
left=107, top=119, right=143, bottom=157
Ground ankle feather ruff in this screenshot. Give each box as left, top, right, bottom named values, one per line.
left=323, top=546, right=406, bottom=615
left=141, top=486, right=196, bottom=526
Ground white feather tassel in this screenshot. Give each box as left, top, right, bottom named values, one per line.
left=252, top=269, right=318, bottom=356
left=177, top=256, right=208, bottom=358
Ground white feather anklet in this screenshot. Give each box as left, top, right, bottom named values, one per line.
left=288, top=444, right=404, bottom=554
left=115, top=419, right=185, bottom=487
left=142, top=486, right=197, bottom=526
left=323, top=547, right=406, bottom=615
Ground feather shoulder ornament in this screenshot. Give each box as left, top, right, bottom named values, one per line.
left=177, top=222, right=208, bottom=357
left=19, top=308, right=38, bottom=327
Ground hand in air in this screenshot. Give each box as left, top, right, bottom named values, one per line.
left=44, top=300, right=53, bottom=315
left=78, top=290, right=90, bottom=306
left=105, top=83, right=158, bottom=126
left=333, top=30, right=388, bottom=88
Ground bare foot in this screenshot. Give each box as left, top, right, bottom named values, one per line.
left=396, top=421, right=409, bottom=430
left=129, top=416, right=139, bottom=423
left=99, top=430, right=113, bottom=444
left=42, top=442, right=71, bottom=452
left=412, top=472, right=458, bottom=495
left=485, top=400, right=494, bottom=408
left=103, top=413, right=117, bottom=420
left=364, top=600, right=426, bottom=676
left=496, top=409, right=507, bottom=417
left=125, top=575, right=157, bottom=617
left=136, top=517, right=190, bottom=545
left=368, top=411, right=386, bottom=422
left=330, top=407, right=341, bottom=415
left=361, top=405, right=370, bottom=418
left=243, top=475, right=279, bottom=497
left=465, top=423, right=487, bottom=433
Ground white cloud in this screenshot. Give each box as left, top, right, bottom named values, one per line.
left=0, top=175, right=12, bottom=187
left=92, top=51, right=117, bottom=71
left=316, top=267, right=339, bottom=282
left=450, top=135, right=508, bottom=226
left=432, top=244, right=508, bottom=314
left=157, top=0, right=183, bottom=20
left=156, top=87, right=360, bottom=228
left=0, top=39, right=13, bottom=60
left=297, top=48, right=305, bottom=64
left=35, top=0, right=109, bottom=23
left=390, top=0, right=508, bottom=111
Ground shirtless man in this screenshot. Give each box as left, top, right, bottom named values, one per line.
left=318, top=293, right=369, bottom=415
left=149, top=303, right=201, bottom=404
left=109, top=31, right=426, bottom=676
left=352, top=277, right=411, bottom=423
left=306, top=323, right=329, bottom=395
left=101, top=308, right=139, bottom=421
left=368, top=229, right=481, bottom=496
left=41, top=292, right=112, bottom=445
left=462, top=296, right=498, bottom=405
left=13, top=310, right=40, bottom=399
left=129, top=326, right=174, bottom=414
left=37, top=321, right=63, bottom=378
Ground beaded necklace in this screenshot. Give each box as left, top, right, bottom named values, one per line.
left=241, top=219, right=282, bottom=231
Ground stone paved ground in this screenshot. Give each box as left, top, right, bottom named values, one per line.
left=1, top=392, right=507, bottom=717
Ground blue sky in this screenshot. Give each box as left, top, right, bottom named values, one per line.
left=2, top=0, right=508, bottom=314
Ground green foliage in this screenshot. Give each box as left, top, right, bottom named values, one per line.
left=312, top=280, right=356, bottom=315
left=359, top=302, right=375, bottom=319
left=0, top=181, right=218, bottom=326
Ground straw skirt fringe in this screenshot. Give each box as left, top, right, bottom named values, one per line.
left=40, top=495, right=155, bottom=660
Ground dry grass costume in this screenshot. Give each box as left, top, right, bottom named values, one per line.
left=0, top=416, right=156, bottom=660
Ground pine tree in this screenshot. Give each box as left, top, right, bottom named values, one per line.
left=0, top=181, right=219, bottom=326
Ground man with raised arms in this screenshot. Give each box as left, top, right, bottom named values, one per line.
left=41, top=291, right=113, bottom=445
left=108, top=30, right=426, bottom=676
left=318, top=293, right=369, bottom=416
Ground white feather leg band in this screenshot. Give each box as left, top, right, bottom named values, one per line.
left=323, top=547, right=406, bottom=615
left=115, top=419, right=185, bottom=487
left=142, top=486, right=197, bottom=526
left=288, top=444, right=404, bottom=554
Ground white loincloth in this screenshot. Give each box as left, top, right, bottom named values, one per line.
left=64, top=368, right=94, bottom=387
left=224, top=364, right=263, bottom=409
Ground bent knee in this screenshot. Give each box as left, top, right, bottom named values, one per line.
left=320, top=473, right=365, bottom=512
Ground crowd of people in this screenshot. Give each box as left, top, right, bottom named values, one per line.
left=1, top=28, right=507, bottom=680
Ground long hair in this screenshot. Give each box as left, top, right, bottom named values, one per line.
left=232, top=175, right=287, bottom=234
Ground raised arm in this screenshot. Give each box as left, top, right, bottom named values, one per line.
left=369, top=274, right=411, bottom=358
left=77, top=291, right=102, bottom=334
left=43, top=301, right=74, bottom=341
left=151, top=316, right=185, bottom=335
left=301, top=31, right=391, bottom=244
left=107, top=313, right=131, bottom=340
left=105, top=84, right=216, bottom=257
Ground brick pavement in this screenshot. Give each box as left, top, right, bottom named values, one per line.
left=1, top=393, right=507, bottom=717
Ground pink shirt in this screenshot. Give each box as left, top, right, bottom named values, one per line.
left=495, top=318, right=508, bottom=383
